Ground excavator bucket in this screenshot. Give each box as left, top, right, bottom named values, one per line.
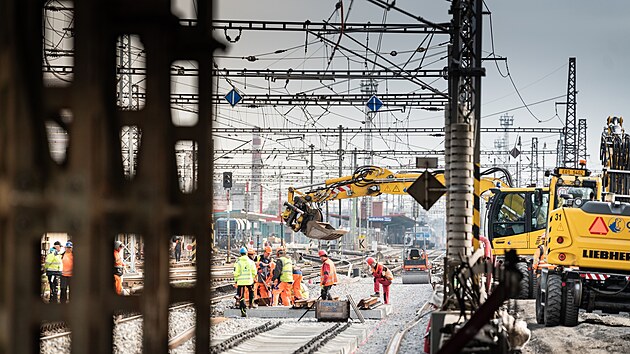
left=304, top=221, right=348, bottom=240
left=402, top=270, right=430, bottom=284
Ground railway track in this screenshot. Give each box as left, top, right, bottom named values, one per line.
left=210, top=320, right=369, bottom=354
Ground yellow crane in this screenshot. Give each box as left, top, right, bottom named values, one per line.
left=281, top=165, right=512, bottom=240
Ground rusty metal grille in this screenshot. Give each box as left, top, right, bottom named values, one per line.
left=0, top=1, right=219, bottom=353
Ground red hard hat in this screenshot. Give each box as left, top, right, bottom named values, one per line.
left=264, top=246, right=272, bottom=254
left=318, top=250, right=327, bottom=257
left=366, top=257, right=376, bottom=266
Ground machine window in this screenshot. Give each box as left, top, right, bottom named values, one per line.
left=530, top=193, right=549, bottom=231
left=493, top=193, right=526, bottom=237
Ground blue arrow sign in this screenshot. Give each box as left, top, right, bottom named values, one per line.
left=367, top=95, right=383, bottom=112
left=225, top=88, right=242, bottom=107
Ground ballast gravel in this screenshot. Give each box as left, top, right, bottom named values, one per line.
left=209, top=271, right=434, bottom=354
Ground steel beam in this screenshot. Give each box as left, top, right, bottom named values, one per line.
left=212, top=127, right=562, bottom=134
left=213, top=148, right=558, bottom=156
left=212, top=19, right=450, bottom=34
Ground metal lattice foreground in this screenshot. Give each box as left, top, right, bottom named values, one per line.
left=0, top=1, right=219, bottom=353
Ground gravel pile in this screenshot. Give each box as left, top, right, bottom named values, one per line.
left=40, top=306, right=200, bottom=354
left=40, top=334, right=72, bottom=354
left=346, top=276, right=433, bottom=354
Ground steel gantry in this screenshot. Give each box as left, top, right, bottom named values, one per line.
left=213, top=148, right=559, bottom=156
left=212, top=127, right=563, bottom=134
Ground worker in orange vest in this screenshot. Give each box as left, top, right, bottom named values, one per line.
left=253, top=246, right=273, bottom=305
left=60, top=241, right=73, bottom=303
left=367, top=257, right=393, bottom=304
left=114, top=241, right=124, bottom=295
left=292, top=266, right=304, bottom=302
left=319, top=250, right=337, bottom=300
left=271, top=248, right=293, bottom=306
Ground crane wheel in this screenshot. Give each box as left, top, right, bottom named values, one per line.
left=535, top=275, right=544, bottom=324
left=562, top=283, right=579, bottom=327
left=516, top=262, right=530, bottom=299
left=544, top=273, right=562, bottom=327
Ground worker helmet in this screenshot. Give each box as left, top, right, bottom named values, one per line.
left=239, top=247, right=247, bottom=255
left=318, top=250, right=328, bottom=257
left=366, top=257, right=376, bottom=266
left=114, top=241, right=123, bottom=250
left=276, top=247, right=286, bottom=256
left=264, top=246, right=272, bottom=254
left=247, top=248, right=256, bottom=255
left=65, top=241, right=73, bottom=248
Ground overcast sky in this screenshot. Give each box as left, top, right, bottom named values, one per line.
left=207, top=0, right=630, bottom=184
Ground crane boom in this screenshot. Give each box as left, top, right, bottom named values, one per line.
left=281, top=165, right=512, bottom=240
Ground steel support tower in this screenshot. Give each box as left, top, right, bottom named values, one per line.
left=578, top=118, right=587, bottom=162
left=563, top=57, right=577, bottom=167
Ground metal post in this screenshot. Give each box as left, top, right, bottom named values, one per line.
left=309, top=144, right=315, bottom=185
left=351, top=149, right=358, bottom=250
left=338, top=125, right=343, bottom=228
left=227, top=189, right=231, bottom=262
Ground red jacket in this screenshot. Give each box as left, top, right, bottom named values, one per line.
left=320, top=258, right=338, bottom=286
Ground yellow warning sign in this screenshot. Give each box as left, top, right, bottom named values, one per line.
left=383, top=185, right=391, bottom=192
left=392, top=185, right=400, bottom=193
left=557, top=224, right=564, bottom=232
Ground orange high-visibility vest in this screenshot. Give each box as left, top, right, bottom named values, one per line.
left=320, top=258, right=338, bottom=286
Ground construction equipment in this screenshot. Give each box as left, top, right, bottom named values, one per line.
left=485, top=186, right=549, bottom=299
left=281, top=166, right=512, bottom=240
left=402, top=248, right=431, bottom=284
left=536, top=116, right=630, bottom=327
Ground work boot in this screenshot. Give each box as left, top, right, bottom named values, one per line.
left=371, top=292, right=380, bottom=297
left=249, top=303, right=258, bottom=309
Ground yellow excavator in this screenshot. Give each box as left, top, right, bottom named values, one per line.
left=281, top=165, right=513, bottom=284
left=485, top=186, right=550, bottom=299
left=535, top=116, right=630, bottom=327
left=281, top=165, right=513, bottom=241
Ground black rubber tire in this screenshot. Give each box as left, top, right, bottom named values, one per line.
left=535, top=275, right=544, bottom=324
left=544, top=273, right=563, bottom=327
left=562, top=282, right=579, bottom=327
left=516, top=262, right=530, bottom=299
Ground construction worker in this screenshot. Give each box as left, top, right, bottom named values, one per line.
left=292, top=266, right=304, bottom=302
left=272, top=248, right=293, bottom=306
left=174, top=238, right=182, bottom=262
left=319, top=250, right=337, bottom=300
left=253, top=246, right=273, bottom=305
left=60, top=241, right=73, bottom=303
left=114, top=241, right=124, bottom=295
left=233, top=247, right=256, bottom=317
left=44, top=241, right=63, bottom=303
left=366, top=257, right=393, bottom=305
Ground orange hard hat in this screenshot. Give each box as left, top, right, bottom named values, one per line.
left=318, top=250, right=328, bottom=257
left=247, top=248, right=256, bottom=255
left=366, top=257, right=376, bottom=266
left=264, top=246, right=272, bottom=254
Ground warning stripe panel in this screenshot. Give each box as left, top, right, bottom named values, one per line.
left=580, top=273, right=630, bottom=281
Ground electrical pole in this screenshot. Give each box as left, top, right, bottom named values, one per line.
left=531, top=137, right=538, bottom=186
left=563, top=57, right=577, bottom=167
left=578, top=118, right=587, bottom=162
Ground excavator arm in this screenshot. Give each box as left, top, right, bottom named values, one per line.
left=282, top=165, right=511, bottom=240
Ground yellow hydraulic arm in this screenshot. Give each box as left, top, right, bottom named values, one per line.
left=282, top=165, right=512, bottom=240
